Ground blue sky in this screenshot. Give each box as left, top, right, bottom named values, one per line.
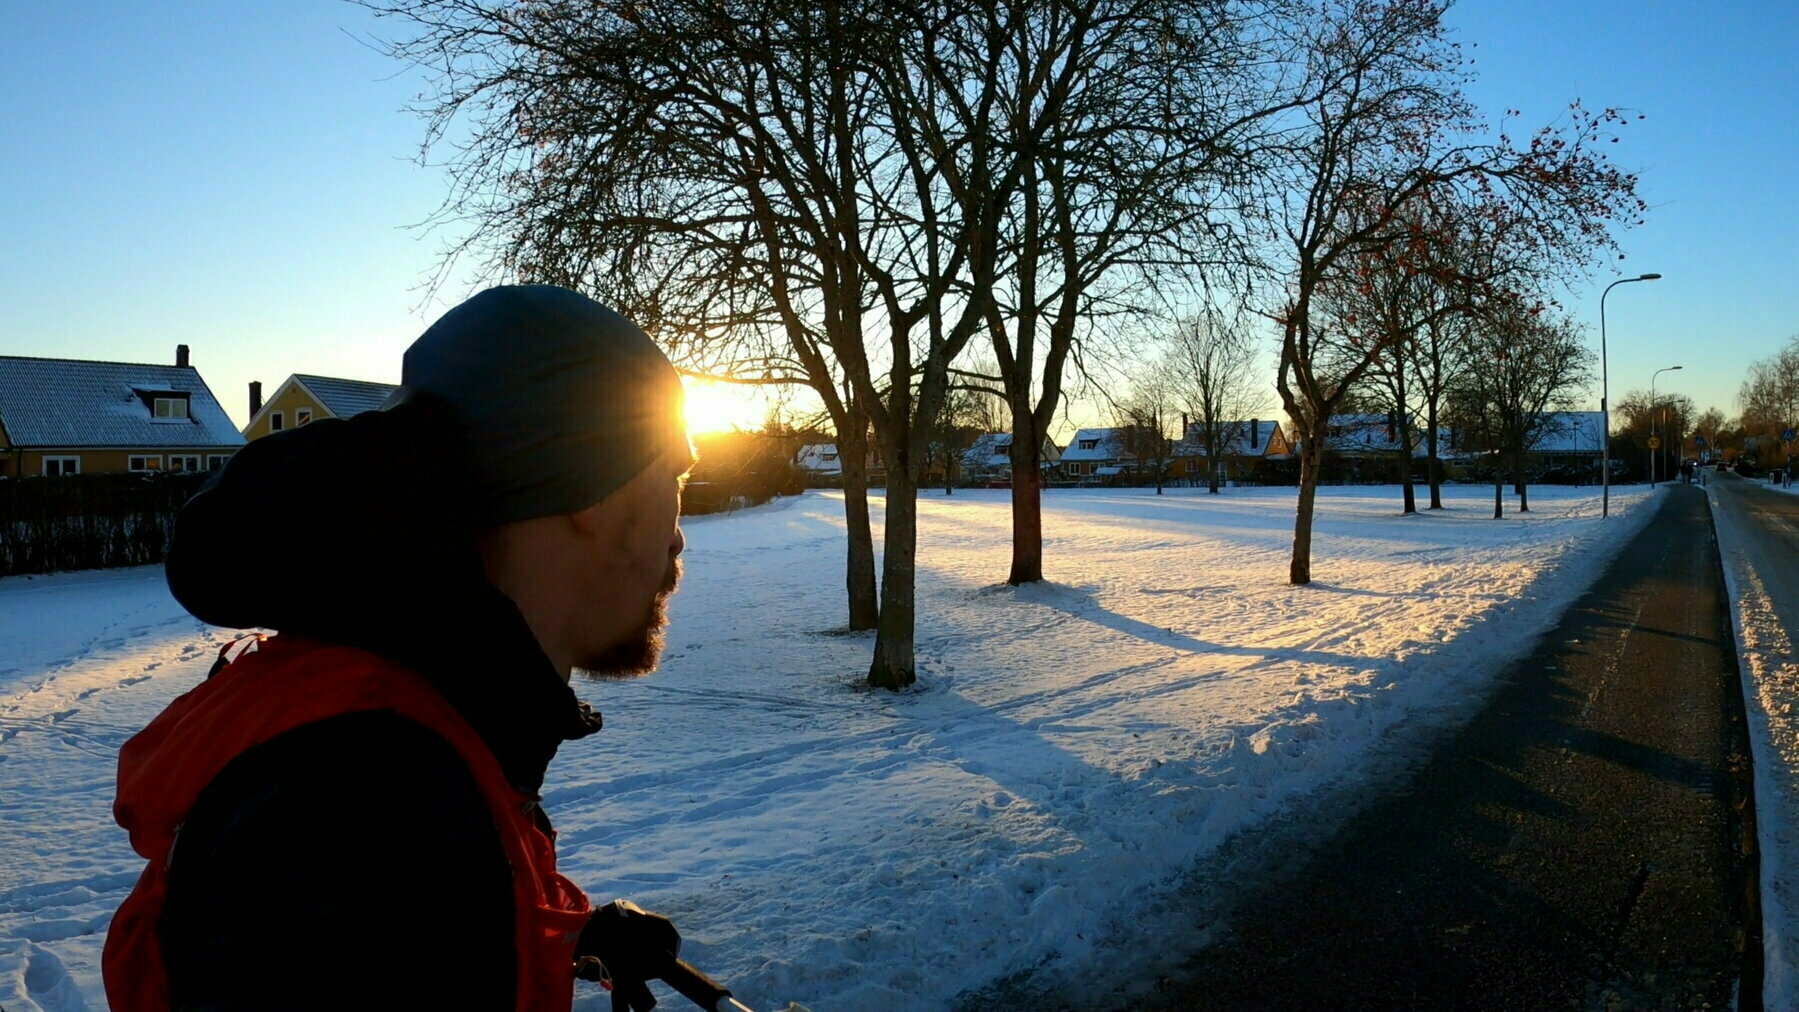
left=2, top=2, right=1793, bottom=430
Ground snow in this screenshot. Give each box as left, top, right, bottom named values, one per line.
left=1707, top=474, right=1799, bottom=1008
left=0, top=483, right=1672, bottom=1011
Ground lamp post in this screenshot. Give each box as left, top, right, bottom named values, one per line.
left=1650, top=365, right=1682, bottom=487
left=1600, top=273, right=1662, bottom=516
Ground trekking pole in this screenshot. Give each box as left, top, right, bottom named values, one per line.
left=660, top=958, right=758, bottom=1011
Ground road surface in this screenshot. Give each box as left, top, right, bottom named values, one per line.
left=1141, top=482, right=1758, bottom=1011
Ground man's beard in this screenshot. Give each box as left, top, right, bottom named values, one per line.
left=579, top=557, right=680, bottom=680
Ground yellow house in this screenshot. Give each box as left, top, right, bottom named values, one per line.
left=0, top=347, right=245, bottom=477
left=242, top=374, right=399, bottom=440
left=1171, top=418, right=1291, bottom=483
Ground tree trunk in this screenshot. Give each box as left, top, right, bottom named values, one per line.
left=1426, top=407, right=1444, bottom=509
left=1397, top=443, right=1416, bottom=513
left=868, top=458, right=917, bottom=689
left=1008, top=433, right=1045, bottom=585
left=837, top=419, right=879, bottom=632
left=1492, top=461, right=1503, bottom=519
left=1290, top=432, right=1323, bottom=585
left=1514, top=450, right=1530, bottom=512
left=1208, top=456, right=1221, bottom=494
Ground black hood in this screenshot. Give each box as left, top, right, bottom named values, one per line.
left=165, top=391, right=601, bottom=793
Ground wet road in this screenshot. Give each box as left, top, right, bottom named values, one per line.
left=1138, top=483, right=1757, bottom=1011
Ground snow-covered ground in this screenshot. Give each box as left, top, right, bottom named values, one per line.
left=1708, top=475, right=1799, bottom=1009
left=0, top=483, right=1665, bottom=1011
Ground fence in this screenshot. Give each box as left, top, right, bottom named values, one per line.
left=0, top=472, right=210, bottom=577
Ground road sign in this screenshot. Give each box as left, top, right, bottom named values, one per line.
left=1695, top=435, right=1707, bottom=447
left=1646, top=436, right=1662, bottom=449
left=1784, top=428, right=1796, bottom=442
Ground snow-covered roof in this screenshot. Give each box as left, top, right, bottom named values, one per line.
left=796, top=443, right=842, bottom=474
left=961, top=432, right=1013, bottom=470
left=959, top=433, right=1061, bottom=471
left=294, top=374, right=398, bottom=419
left=1529, top=411, right=1606, bottom=454
left=1060, top=427, right=1135, bottom=463
left=1322, top=414, right=1411, bottom=453
left=0, top=354, right=245, bottom=449
left=1173, top=419, right=1283, bottom=458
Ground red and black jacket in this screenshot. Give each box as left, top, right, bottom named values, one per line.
left=104, top=397, right=605, bottom=1010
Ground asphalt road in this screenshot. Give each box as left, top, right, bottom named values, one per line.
left=1138, top=483, right=1758, bottom=1012
left=1707, top=467, right=1799, bottom=638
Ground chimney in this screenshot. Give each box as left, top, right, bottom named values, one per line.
left=1250, top=418, right=1260, bottom=449
left=1181, top=412, right=1189, bottom=437
left=176, top=344, right=190, bottom=368
left=249, top=381, right=263, bottom=418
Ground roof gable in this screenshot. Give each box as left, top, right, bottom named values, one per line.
left=0, top=355, right=245, bottom=449
left=293, top=374, right=399, bottom=420
left=1174, top=419, right=1284, bottom=458
left=1060, top=427, right=1134, bottom=462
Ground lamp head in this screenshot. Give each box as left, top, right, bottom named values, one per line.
left=1638, top=273, right=1662, bottom=280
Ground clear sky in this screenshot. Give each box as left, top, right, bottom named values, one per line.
left=3, top=2, right=1793, bottom=432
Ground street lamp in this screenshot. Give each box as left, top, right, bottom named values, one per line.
left=1650, top=365, right=1682, bottom=487
left=1600, top=273, right=1662, bottom=516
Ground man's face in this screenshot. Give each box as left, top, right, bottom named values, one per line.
left=575, top=446, right=692, bottom=679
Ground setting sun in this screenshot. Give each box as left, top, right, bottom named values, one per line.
left=682, top=377, right=771, bottom=435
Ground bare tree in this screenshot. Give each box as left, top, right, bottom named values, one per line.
left=1616, top=389, right=1697, bottom=481
left=1692, top=406, right=1727, bottom=461
left=1739, top=336, right=1799, bottom=462
left=1167, top=313, right=1261, bottom=492
left=1121, top=365, right=1179, bottom=493
left=960, top=0, right=1287, bottom=584
left=1263, top=0, right=1646, bottom=583
left=1449, top=305, right=1593, bottom=516
left=368, top=0, right=1018, bottom=687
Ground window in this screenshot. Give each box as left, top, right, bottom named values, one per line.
left=168, top=454, right=202, bottom=472
left=1079, top=439, right=1098, bottom=450
left=206, top=454, right=232, bottom=471
left=822, top=453, right=838, bottom=462
left=43, top=456, right=81, bottom=476
left=153, top=396, right=191, bottom=419
left=128, top=455, right=163, bottom=472
left=295, top=408, right=314, bottom=426
left=270, top=411, right=285, bottom=432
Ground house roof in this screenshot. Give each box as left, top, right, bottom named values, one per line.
left=961, top=432, right=1014, bottom=470
left=0, top=355, right=245, bottom=449
left=1060, top=427, right=1134, bottom=463
left=1173, top=419, right=1284, bottom=458
left=796, top=443, right=842, bottom=473
left=1530, top=411, right=1606, bottom=454
left=294, top=374, right=398, bottom=419
left=1323, top=413, right=1410, bottom=453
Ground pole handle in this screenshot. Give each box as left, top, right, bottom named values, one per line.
left=662, top=957, right=740, bottom=1011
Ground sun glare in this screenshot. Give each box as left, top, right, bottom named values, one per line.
left=682, top=377, right=768, bottom=435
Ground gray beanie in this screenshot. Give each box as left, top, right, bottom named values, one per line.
left=400, top=285, right=687, bottom=526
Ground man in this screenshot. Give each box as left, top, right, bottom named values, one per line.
left=105, top=286, right=693, bottom=1011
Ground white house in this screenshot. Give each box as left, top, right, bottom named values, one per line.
left=960, top=432, right=1063, bottom=483
left=795, top=443, right=843, bottom=483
